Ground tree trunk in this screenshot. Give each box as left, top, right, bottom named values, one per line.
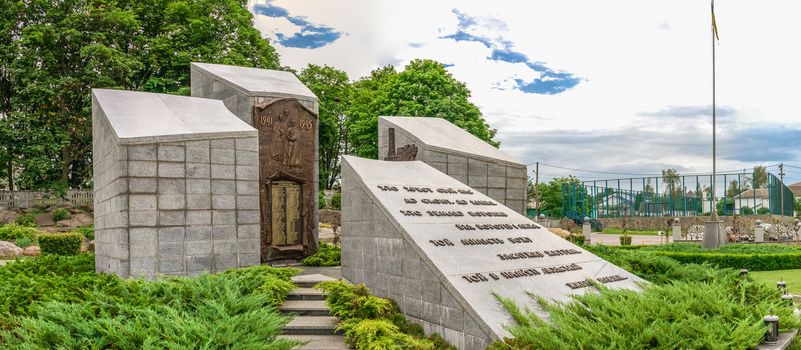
left=7, top=159, right=13, bottom=192
left=61, top=147, right=72, bottom=186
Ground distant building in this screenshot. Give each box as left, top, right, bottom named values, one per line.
left=733, top=188, right=769, bottom=214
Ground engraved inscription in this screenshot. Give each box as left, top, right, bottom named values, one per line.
left=404, top=198, right=417, bottom=204
left=497, top=251, right=545, bottom=260
left=468, top=211, right=508, bottom=217
left=430, top=239, right=455, bottom=247
left=403, top=186, right=433, bottom=193
left=543, top=249, right=581, bottom=257
left=507, top=236, right=533, bottom=244
left=377, top=185, right=399, bottom=192
left=566, top=275, right=628, bottom=289
left=469, top=200, right=497, bottom=206
left=461, top=273, right=489, bottom=283
left=399, top=210, right=422, bottom=217
left=461, top=238, right=505, bottom=245
left=541, top=263, right=582, bottom=274
left=427, top=210, right=464, bottom=217
left=501, top=268, right=541, bottom=279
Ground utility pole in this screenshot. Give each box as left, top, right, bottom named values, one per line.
left=780, top=163, right=786, bottom=216
left=534, top=162, right=539, bottom=215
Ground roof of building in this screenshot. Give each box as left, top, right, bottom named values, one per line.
left=191, top=62, right=317, bottom=100
left=789, top=181, right=801, bottom=197
left=734, top=188, right=769, bottom=199
left=93, top=89, right=256, bottom=144
left=380, top=116, right=522, bottom=165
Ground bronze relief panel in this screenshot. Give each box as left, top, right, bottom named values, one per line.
left=254, top=98, right=317, bottom=261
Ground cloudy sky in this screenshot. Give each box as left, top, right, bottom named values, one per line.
left=248, top=0, right=801, bottom=185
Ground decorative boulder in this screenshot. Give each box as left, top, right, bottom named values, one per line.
left=0, top=241, right=23, bottom=258
left=23, top=246, right=41, bottom=257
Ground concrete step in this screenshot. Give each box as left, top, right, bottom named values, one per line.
left=283, top=316, right=342, bottom=335
left=279, top=300, right=331, bottom=316
left=279, top=334, right=351, bottom=349
left=288, top=287, right=327, bottom=301
left=292, top=274, right=338, bottom=288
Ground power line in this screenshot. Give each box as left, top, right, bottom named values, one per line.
left=528, top=162, right=780, bottom=178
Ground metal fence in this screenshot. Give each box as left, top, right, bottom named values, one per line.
left=0, top=190, right=93, bottom=209
left=562, top=172, right=794, bottom=219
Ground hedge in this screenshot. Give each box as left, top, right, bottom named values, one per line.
left=650, top=251, right=801, bottom=271
left=0, top=224, right=38, bottom=242
left=38, top=233, right=83, bottom=256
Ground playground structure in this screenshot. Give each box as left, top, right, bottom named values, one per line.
left=562, top=171, right=795, bottom=220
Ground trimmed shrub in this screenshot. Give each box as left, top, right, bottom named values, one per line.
left=740, top=206, right=754, bottom=215
left=619, top=235, right=632, bottom=246
left=52, top=208, right=71, bottom=222
left=757, top=207, right=771, bottom=215
left=302, top=242, right=341, bottom=266
left=37, top=233, right=83, bottom=256
left=73, top=225, right=94, bottom=240
left=15, top=213, right=36, bottom=227
left=0, top=224, right=38, bottom=242
left=331, top=191, right=342, bottom=210
left=604, top=243, right=801, bottom=271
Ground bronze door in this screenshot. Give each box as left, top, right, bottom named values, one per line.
left=270, top=181, right=302, bottom=245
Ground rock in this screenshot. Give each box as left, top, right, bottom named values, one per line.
left=23, top=246, right=40, bottom=257
left=34, top=213, right=55, bottom=227
left=87, top=240, right=95, bottom=252
left=57, top=212, right=93, bottom=229
left=0, top=241, right=23, bottom=258
left=0, top=209, right=18, bottom=225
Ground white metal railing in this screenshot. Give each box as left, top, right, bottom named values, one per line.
left=0, top=190, right=93, bottom=209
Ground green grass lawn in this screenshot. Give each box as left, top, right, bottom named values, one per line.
left=750, top=269, right=801, bottom=294
left=599, top=228, right=665, bottom=236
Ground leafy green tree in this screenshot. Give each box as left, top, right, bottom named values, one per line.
left=726, top=179, right=744, bottom=198
left=536, top=176, right=583, bottom=217
left=3, top=0, right=279, bottom=190
left=298, top=64, right=352, bottom=190
left=347, top=59, right=498, bottom=159
left=794, top=198, right=801, bottom=215
left=753, top=165, right=768, bottom=189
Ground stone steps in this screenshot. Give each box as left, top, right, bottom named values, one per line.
left=279, top=335, right=350, bottom=350
left=287, top=287, right=326, bottom=301
left=278, top=273, right=351, bottom=349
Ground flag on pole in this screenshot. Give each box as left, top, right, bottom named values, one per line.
left=711, top=0, right=720, bottom=41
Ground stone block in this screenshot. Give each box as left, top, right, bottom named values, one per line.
left=487, top=176, right=506, bottom=189
left=468, top=176, right=487, bottom=187
left=159, top=178, right=186, bottom=194
left=447, top=154, right=467, bottom=164
left=447, top=163, right=467, bottom=176
left=158, top=227, right=185, bottom=242
left=236, top=195, right=259, bottom=210
left=129, top=211, right=157, bottom=227
left=129, top=228, right=157, bottom=256
left=213, top=225, right=236, bottom=240
left=474, top=187, right=488, bottom=195
left=235, top=150, right=258, bottom=165
left=212, top=195, right=236, bottom=209
left=210, top=148, right=235, bottom=164
left=239, top=253, right=260, bottom=267
left=130, top=257, right=156, bottom=276
left=467, top=159, right=487, bottom=176
left=507, top=177, right=526, bottom=188
left=214, top=253, right=237, bottom=270
left=235, top=137, right=257, bottom=151
left=211, top=138, right=235, bottom=150
left=158, top=162, right=185, bottom=178
left=186, top=140, right=209, bottom=149
left=187, top=179, right=211, bottom=194
left=186, top=226, right=212, bottom=241
left=159, top=241, right=184, bottom=256
left=211, top=164, right=235, bottom=179
left=158, top=210, right=185, bottom=226
left=212, top=180, right=236, bottom=194
left=159, top=194, right=186, bottom=210
left=238, top=224, right=260, bottom=239
left=506, top=188, right=525, bottom=200
left=506, top=166, right=526, bottom=178
left=487, top=164, right=506, bottom=177
left=129, top=178, right=157, bottom=193
left=158, top=258, right=184, bottom=273
left=450, top=174, right=468, bottom=185
left=425, top=150, right=447, bottom=162
left=488, top=188, right=506, bottom=200
left=129, top=161, right=157, bottom=177
left=187, top=195, right=211, bottom=209
left=186, top=210, right=212, bottom=225
left=237, top=239, right=260, bottom=254
left=128, top=145, right=157, bottom=161
left=235, top=165, right=258, bottom=180
left=429, top=162, right=447, bottom=173
left=158, top=145, right=185, bottom=161
left=186, top=255, right=213, bottom=271
left=129, top=195, right=157, bottom=211
left=186, top=147, right=210, bottom=163
left=237, top=210, right=260, bottom=224
left=186, top=163, right=210, bottom=178
left=236, top=181, right=259, bottom=195
left=186, top=241, right=212, bottom=255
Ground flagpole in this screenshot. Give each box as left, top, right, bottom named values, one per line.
left=704, top=0, right=723, bottom=248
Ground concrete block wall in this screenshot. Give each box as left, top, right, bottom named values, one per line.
left=378, top=120, right=527, bottom=214
left=93, top=102, right=130, bottom=276
left=341, top=162, right=492, bottom=350
left=94, top=133, right=261, bottom=278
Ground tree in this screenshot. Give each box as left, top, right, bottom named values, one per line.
left=347, top=59, right=498, bottom=159
left=536, top=176, right=582, bottom=217
left=298, top=64, right=352, bottom=190
left=753, top=165, right=768, bottom=189
left=3, top=0, right=280, bottom=190
left=794, top=198, right=801, bottom=215
left=726, top=179, right=744, bottom=198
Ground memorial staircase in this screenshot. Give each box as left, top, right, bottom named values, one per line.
left=279, top=274, right=351, bottom=350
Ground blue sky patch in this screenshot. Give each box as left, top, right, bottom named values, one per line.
left=440, top=9, right=581, bottom=95
left=253, top=2, right=342, bottom=49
